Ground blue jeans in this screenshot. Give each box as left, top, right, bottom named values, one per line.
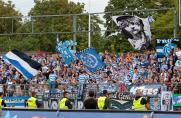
left=50, top=81, right=56, bottom=94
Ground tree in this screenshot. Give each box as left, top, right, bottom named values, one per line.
left=0, top=0, right=21, bottom=34
left=19, top=0, right=102, bottom=51
left=104, top=0, right=177, bottom=52
left=0, top=0, right=22, bottom=52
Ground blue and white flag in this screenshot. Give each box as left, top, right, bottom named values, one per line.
left=156, top=43, right=176, bottom=57
left=76, top=48, right=104, bottom=72
left=163, top=43, right=172, bottom=57
left=56, top=40, right=75, bottom=65
left=3, top=49, right=41, bottom=79
left=156, top=38, right=178, bottom=58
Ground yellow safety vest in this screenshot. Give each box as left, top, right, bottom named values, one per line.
left=97, top=96, right=106, bottom=110
left=27, top=97, right=37, bottom=109
left=0, top=98, right=3, bottom=108
left=59, top=98, right=69, bottom=110
left=132, top=97, right=147, bottom=111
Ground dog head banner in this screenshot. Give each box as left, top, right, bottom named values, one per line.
left=112, top=15, right=152, bottom=50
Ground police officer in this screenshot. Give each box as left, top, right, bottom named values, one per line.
left=132, top=89, right=150, bottom=111
left=27, top=92, right=39, bottom=109
left=97, top=90, right=109, bottom=110
left=0, top=92, right=6, bottom=108
left=59, top=91, right=72, bottom=110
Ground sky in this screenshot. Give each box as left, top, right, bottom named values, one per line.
left=3, top=0, right=109, bottom=16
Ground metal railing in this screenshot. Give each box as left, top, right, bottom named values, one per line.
left=1, top=82, right=181, bottom=97
left=1, top=82, right=181, bottom=110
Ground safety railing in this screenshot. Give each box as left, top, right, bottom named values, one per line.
left=1, top=82, right=180, bottom=97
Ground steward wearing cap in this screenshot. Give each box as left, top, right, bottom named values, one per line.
left=97, top=90, right=109, bottom=110
left=59, top=91, right=72, bottom=110
left=27, top=92, right=39, bottom=109
left=0, top=92, right=6, bottom=109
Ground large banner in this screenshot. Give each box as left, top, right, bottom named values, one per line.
left=112, top=15, right=151, bottom=50
left=130, top=84, right=161, bottom=97
left=172, top=93, right=181, bottom=107
left=2, top=110, right=151, bottom=118
left=3, top=110, right=181, bottom=118
left=58, top=112, right=150, bottom=118
left=161, top=91, right=172, bottom=111
left=3, top=110, right=56, bottom=118
left=3, top=96, right=30, bottom=107
left=154, top=113, right=181, bottom=118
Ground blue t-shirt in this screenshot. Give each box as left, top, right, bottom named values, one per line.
left=79, top=74, right=89, bottom=84
left=49, top=73, right=57, bottom=82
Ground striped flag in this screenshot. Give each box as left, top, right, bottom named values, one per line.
left=3, top=49, right=41, bottom=79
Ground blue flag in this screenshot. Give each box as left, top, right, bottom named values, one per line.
left=156, top=38, right=178, bottom=58
left=163, top=43, right=172, bottom=57
left=56, top=40, right=75, bottom=65
left=76, top=48, right=104, bottom=72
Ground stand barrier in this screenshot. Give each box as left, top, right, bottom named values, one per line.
left=1, top=108, right=181, bottom=118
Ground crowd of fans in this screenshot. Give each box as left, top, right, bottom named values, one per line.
left=0, top=48, right=180, bottom=97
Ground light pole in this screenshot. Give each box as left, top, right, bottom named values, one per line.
left=88, top=0, right=91, bottom=48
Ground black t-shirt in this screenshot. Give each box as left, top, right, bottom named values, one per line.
left=104, top=97, right=109, bottom=109
left=135, top=96, right=148, bottom=105
left=84, top=98, right=97, bottom=109
left=1, top=100, right=6, bottom=107
left=65, top=99, right=72, bottom=109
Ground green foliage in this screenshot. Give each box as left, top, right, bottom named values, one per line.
left=104, top=0, right=179, bottom=53
left=0, top=0, right=21, bottom=34
left=0, top=0, right=180, bottom=52
left=0, top=0, right=103, bottom=52
left=26, top=0, right=102, bottom=51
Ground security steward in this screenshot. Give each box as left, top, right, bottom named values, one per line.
left=59, top=91, right=72, bottom=110
left=97, top=90, right=109, bottom=110
left=132, top=89, right=150, bottom=111
left=0, top=92, right=6, bottom=109
left=27, top=92, right=39, bottom=109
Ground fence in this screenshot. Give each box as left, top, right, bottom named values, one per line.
left=1, top=82, right=181, bottom=110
